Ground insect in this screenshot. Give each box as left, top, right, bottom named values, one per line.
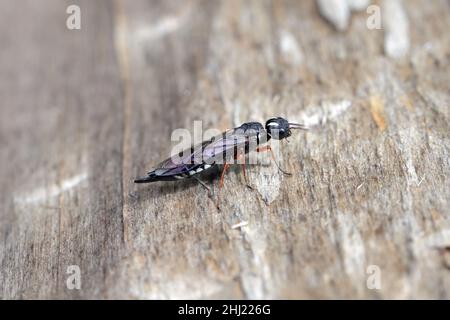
left=134, top=117, right=308, bottom=207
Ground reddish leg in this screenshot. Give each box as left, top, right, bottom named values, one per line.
left=234, top=152, right=253, bottom=189
left=216, top=163, right=230, bottom=209
left=240, top=159, right=254, bottom=189
left=219, top=163, right=230, bottom=188
left=256, top=145, right=292, bottom=175
left=193, top=176, right=214, bottom=198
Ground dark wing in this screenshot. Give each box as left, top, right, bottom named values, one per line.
left=174, top=122, right=266, bottom=167
left=201, top=125, right=265, bottom=164
left=135, top=122, right=266, bottom=182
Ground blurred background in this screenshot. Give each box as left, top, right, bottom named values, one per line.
left=0, top=0, right=449, bottom=299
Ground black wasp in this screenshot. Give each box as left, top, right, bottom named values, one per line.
left=135, top=117, right=308, bottom=206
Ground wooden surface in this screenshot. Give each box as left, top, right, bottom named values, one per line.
left=1, top=0, right=449, bottom=299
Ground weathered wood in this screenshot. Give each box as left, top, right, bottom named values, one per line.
left=1, top=0, right=449, bottom=299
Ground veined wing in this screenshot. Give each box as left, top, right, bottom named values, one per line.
left=201, top=126, right=266, bottom=164
left=145, top=133, right=227, bottom=178
left=192, top=121, right=267, bottom=165
left=149, top=122, right=267, bottom=177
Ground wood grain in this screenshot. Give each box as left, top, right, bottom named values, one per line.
left=0, top=0, right=449, bottom=299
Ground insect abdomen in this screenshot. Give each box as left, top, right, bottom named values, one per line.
left=182, top=163, right=214, bottom=178
left=134, top=163, right=215, bottom=183
left=134, top=172, right=159, bottom=183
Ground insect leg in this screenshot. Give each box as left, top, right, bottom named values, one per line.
left=256, top=145, right=292, bottom=175
left=216, top=163, right=230, bottom=209
left=219, top=163, right=230, bottom=188
left=236, top=153, right=253, bottom=189
left=193, top=176, right=214, bottom=198
left=241, top=162, right=252, bottom=189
